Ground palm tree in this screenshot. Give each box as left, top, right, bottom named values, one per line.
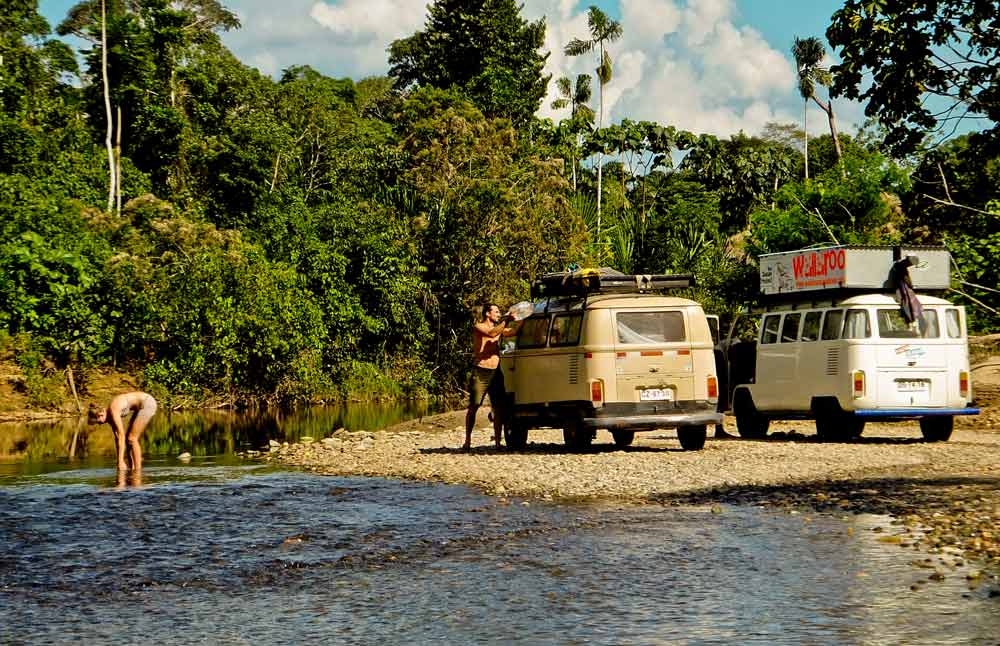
left=551, top=74, right=595, bottom=191
left=565, top=6, right=623, bottom=257
left=792, top=36, right=843, bottom=179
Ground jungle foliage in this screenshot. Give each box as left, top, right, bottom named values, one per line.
left=2, top=0, right=999, bottom=405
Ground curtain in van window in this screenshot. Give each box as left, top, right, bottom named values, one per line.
left=843, top=310, right=870, bottom=339
left=617, top=312, right=685, bottom=344
left=946, top=309, right=962, bottom=338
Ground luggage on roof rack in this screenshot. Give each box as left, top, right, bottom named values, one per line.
left=530, top=267, right=695, bottom=299
left=758, top=245, right=951, bottom=298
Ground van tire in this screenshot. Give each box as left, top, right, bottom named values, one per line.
left=677, top=425, right=707, bottom=451
left=504, top=419, right=529, bottom=451
left=920, top=416, right=954, bottom=442
left=816, top=416, right=863, bottom=442
left=611, top=430, right=635, bottom=448
left=733, top=390, right=769, bottom=439
left=563, top=419, right=593, bottom=450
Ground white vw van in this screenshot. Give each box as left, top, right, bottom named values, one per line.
left=500, top=270, right=723, bottom=451
left=730, top=246, right=979, bottom=441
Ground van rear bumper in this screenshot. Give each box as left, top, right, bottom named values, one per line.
left=852, top=407, right=980, bottom=419
left=583, top=403, right=723, bottom=431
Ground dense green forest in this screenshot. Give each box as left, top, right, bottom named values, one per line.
left=2, top=0, right=999, bottom=405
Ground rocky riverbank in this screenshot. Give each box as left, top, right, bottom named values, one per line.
left=259, top=409, right=1000, bottom=586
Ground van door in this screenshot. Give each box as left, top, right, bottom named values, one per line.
left=871, top=308, right=949, bottom=407
left=612, top=309, right=694, bottom=402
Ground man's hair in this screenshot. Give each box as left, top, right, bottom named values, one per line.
left=87, top=402, right=103, bottom=422
left=480, top=303, right=499, bottom=320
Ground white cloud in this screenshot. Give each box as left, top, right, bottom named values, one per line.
left=216, top=0, right=862, bottom=137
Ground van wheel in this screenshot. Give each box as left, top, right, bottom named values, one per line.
left=677, top=425, right=707, bottom=451
left=504, top=419, right=529, bottom=451
left=563, top=420, right=593, bottom=450
left=611, top=430, right=634, bottom=448
left=733, top=391, right=769, bottom=439
left=920, top=416, right=954, bottom=442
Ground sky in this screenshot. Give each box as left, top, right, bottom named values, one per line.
left=38, top=0, right=863, bottom=140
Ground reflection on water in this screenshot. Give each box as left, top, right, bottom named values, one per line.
left=1, top=469, right=997, bottom=645
left=0, top=400, right=441, bottom=479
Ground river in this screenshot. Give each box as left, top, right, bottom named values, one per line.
left=1, top=404, right=997, bottom=644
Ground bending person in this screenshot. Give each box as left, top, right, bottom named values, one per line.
left=89, top=391, right=158, bottom=471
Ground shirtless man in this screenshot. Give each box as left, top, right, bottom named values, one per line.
left=464, top=304, right=520, bottom=450
left=88, top=391, right=158, bottom=471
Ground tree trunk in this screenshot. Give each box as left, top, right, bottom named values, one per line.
left=812, top=95, right=844, bottom=177
left=115, top=104, right=122, bottom=217
left=101, top=0, right=115, bottom=213
left=803, top=98, right=809, bottom=180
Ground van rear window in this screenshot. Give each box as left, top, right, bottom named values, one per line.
left=616, top=311, right=685, bottom=344
left=876, top=309, right=939, bottom=338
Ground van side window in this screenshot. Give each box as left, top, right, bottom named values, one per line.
left=550, top=313, right=583, bottom=346
left=517, top=316, right=550, bottom=349
left=616, top=311, right=685, bottom=344
left=801, top=311, right=822, bottom=341
left=821, top=309, right=844, bottom=340
left=781, top=313, right=801, bottom=342
left=946, top=309, right=962, bottom=338
left=843, top=309, right=871, bottom=339
left=761, top=314, right=781, bottom=344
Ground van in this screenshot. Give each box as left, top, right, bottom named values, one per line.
left=729, top=246, right=979, bottom=441
left=499, top=270, right=723, bottom=451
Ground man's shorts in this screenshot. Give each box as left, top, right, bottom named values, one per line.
left=468, top=366, right=506, bottom=408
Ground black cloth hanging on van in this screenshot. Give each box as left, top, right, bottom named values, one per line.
left=891, top=257, right=923, bottom=324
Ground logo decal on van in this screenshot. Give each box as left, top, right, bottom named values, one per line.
left=894, top=345, right=926, bottom=358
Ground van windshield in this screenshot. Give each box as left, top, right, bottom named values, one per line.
left=876, top=309, right=940, bottom=338
left=617, top=311, right=685, bottom=344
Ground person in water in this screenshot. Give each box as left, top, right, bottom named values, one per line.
left=464, top=303, right=520, bottom=450
left=88, top=391, right=158, bottom=471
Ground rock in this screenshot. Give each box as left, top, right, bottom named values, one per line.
left=269, top=439, right=280, bottom=448
left=177, top=452, right=192, bottom=461
left=300, top=436, right=314, bottom=444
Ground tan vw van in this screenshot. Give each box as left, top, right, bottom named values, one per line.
left=499, top=270, right=723, bottom=451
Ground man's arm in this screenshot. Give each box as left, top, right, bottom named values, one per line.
left=474, top=320, right=507, bottom=338
left=501, top=319, right=522, bottom=337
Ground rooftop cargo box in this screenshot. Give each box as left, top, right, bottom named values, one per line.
left=758, top=245, right=950, bottom=296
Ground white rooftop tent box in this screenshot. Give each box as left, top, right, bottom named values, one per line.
left=758, top=245, right=951, bottom=296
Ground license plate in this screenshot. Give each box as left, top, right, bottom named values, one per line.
left=640, top=388, right=673, bottom=401
left=896, top=379, right=929, bottom=392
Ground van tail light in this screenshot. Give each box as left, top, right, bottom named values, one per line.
left=852, top=370, right=865, bottom=398
left=959, top=371, right=969, bottom=398
left=707, top=375, right=718, bottom=401
left=590, top=380, right=604, bottom=405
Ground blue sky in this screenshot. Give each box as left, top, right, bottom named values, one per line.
left=38, top=0, right=859, bottom=139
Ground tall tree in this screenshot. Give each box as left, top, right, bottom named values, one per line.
left=550, top=74, right=594, bottom=190
left=792, top=36, right=842, bottom=179
left=564, top=6, right=622, bottom=257
left=387, top=0, right=550, bottom=127
left=827, top=0, right=1000, bottom=155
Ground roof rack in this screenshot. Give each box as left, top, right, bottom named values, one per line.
left=531, top=268, right=695, bottom=299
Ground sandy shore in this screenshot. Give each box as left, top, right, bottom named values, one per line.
left=259, top=409, right=1000, bottom=581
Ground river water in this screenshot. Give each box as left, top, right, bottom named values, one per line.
left=1, top=405, right=998, bottom=645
